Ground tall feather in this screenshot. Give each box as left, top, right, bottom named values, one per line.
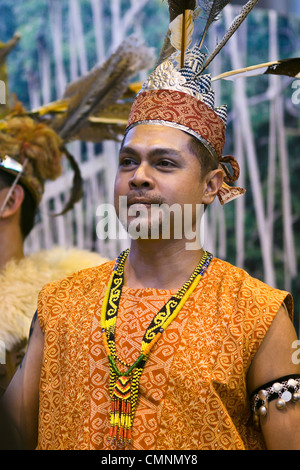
left=156, top=29, right=175, bottom=66
left=198, top=0, right=232, bottom=49
left=50, top=35, right=154, bottom=141
left=212, top=58, right=300, bottom=82
left=165, top=0, right=197, bottom=67
left=199, top=0, right=259, bottom=74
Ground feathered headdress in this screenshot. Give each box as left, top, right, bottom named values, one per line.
left=125, top=0, right=300, bottom=205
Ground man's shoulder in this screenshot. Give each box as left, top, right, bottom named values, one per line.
left=211, top=257, right=272, bottom=288
left=37, top=259, right=116, bottom=330
left=210, top=257, right=292, bottom=315
left=40, top=258, right=115, bottom=296
left=210, top=257, right=254, bottom=285
left=69, top=258, right=115, bottom=281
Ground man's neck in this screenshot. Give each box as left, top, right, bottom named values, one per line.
left=124, top=238, right=204, bottom=290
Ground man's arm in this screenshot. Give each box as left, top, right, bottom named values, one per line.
left=247, top=304, right=300, bottom=450
left=0, top=311, right=44, bottom=449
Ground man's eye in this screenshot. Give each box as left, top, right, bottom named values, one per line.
left=120, top=157, right=136, bottom=167
left=157, top=159, right=175, bottom=168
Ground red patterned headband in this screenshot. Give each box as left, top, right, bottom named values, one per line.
left=127, top=89, right=226, bottom=160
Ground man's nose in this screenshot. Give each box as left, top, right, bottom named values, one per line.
left=129, top=163, right=154, bottom=189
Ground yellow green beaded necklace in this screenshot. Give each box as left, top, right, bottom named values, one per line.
left=101, top=248, right=213, bottom=446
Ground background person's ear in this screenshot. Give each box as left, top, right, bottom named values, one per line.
left=0, top=184, right=25, bottom=218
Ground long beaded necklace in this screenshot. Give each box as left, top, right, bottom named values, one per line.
left=101, top=248, right=213, bottom=446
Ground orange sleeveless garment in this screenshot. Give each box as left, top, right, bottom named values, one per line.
left=37, top=257, right=292, bottom=450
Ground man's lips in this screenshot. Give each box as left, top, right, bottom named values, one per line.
left=127, top=198, right=152, bottom=207
left=126, top=195, right=164, bottom=206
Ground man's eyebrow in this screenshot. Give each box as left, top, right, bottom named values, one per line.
left=119, top=146, right=182, bottom=158
left=119, top=146, right=138, bottom=156
left=149, top=148, right=182, bottom=158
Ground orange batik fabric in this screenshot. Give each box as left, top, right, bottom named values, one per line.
left=37, top=258, right=292, bottom=450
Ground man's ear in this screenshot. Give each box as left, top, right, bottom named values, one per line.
left=0, top=184, right=25, bottom=218
left=202, top=168, right=224, bottom=206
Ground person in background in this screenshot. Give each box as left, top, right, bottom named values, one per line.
left=0, top=106, right=107, bottom=396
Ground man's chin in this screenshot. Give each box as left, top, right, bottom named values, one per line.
left=126, top=217, right=160, bottom=240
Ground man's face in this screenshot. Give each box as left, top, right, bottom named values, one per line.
left=114, top=124, right=212, bottom=241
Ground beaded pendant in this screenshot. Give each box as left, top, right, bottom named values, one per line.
left=110, top=375, right=132, bottom=442
left=101, top=248, right=213, bottom=446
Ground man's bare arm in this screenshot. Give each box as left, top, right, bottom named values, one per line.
left=0, top=311, right=44, bottom=449
left=247, top=304, right=300, bottom=450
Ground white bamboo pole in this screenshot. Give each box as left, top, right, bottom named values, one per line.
left=90, top=0, right=106, bottom=63
left=68, top=0, right=90, bottom=249
left=266, top=10, right=279, bottom=276
left=225, top=5, right=276, bottom=286
left=233, top=21, right=247, bottom=269
left=234, top=111, right=246, bottom=269
left=48, top=0, right=67, bottom=98
left=111, top=0, right=122, bottom=50
left=209, top=23, right=226, bottom=260
left=26, top=70, right=41, bottom=110
left=122, top=0, right=149, bottom=37
left=69, top=0, right=88, bottom=75
left=276, top=94, right=297, bottom=283
left=268, top=11, right=297, bottom=287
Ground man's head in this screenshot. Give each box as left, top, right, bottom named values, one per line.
left=114, top=45, right=246, bottom=244
left=123, top=45, right=245, bottom=206
left=0, top=113, right=63, bottom=206
left=0, top=110, right=66, bottom=239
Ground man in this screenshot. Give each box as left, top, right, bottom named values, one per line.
left=1, top=40, right=300, bottom=451
left=0, top=110, right=107, bottom=397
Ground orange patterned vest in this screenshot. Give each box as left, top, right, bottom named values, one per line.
left=37, top=257, right=292, bottom=450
